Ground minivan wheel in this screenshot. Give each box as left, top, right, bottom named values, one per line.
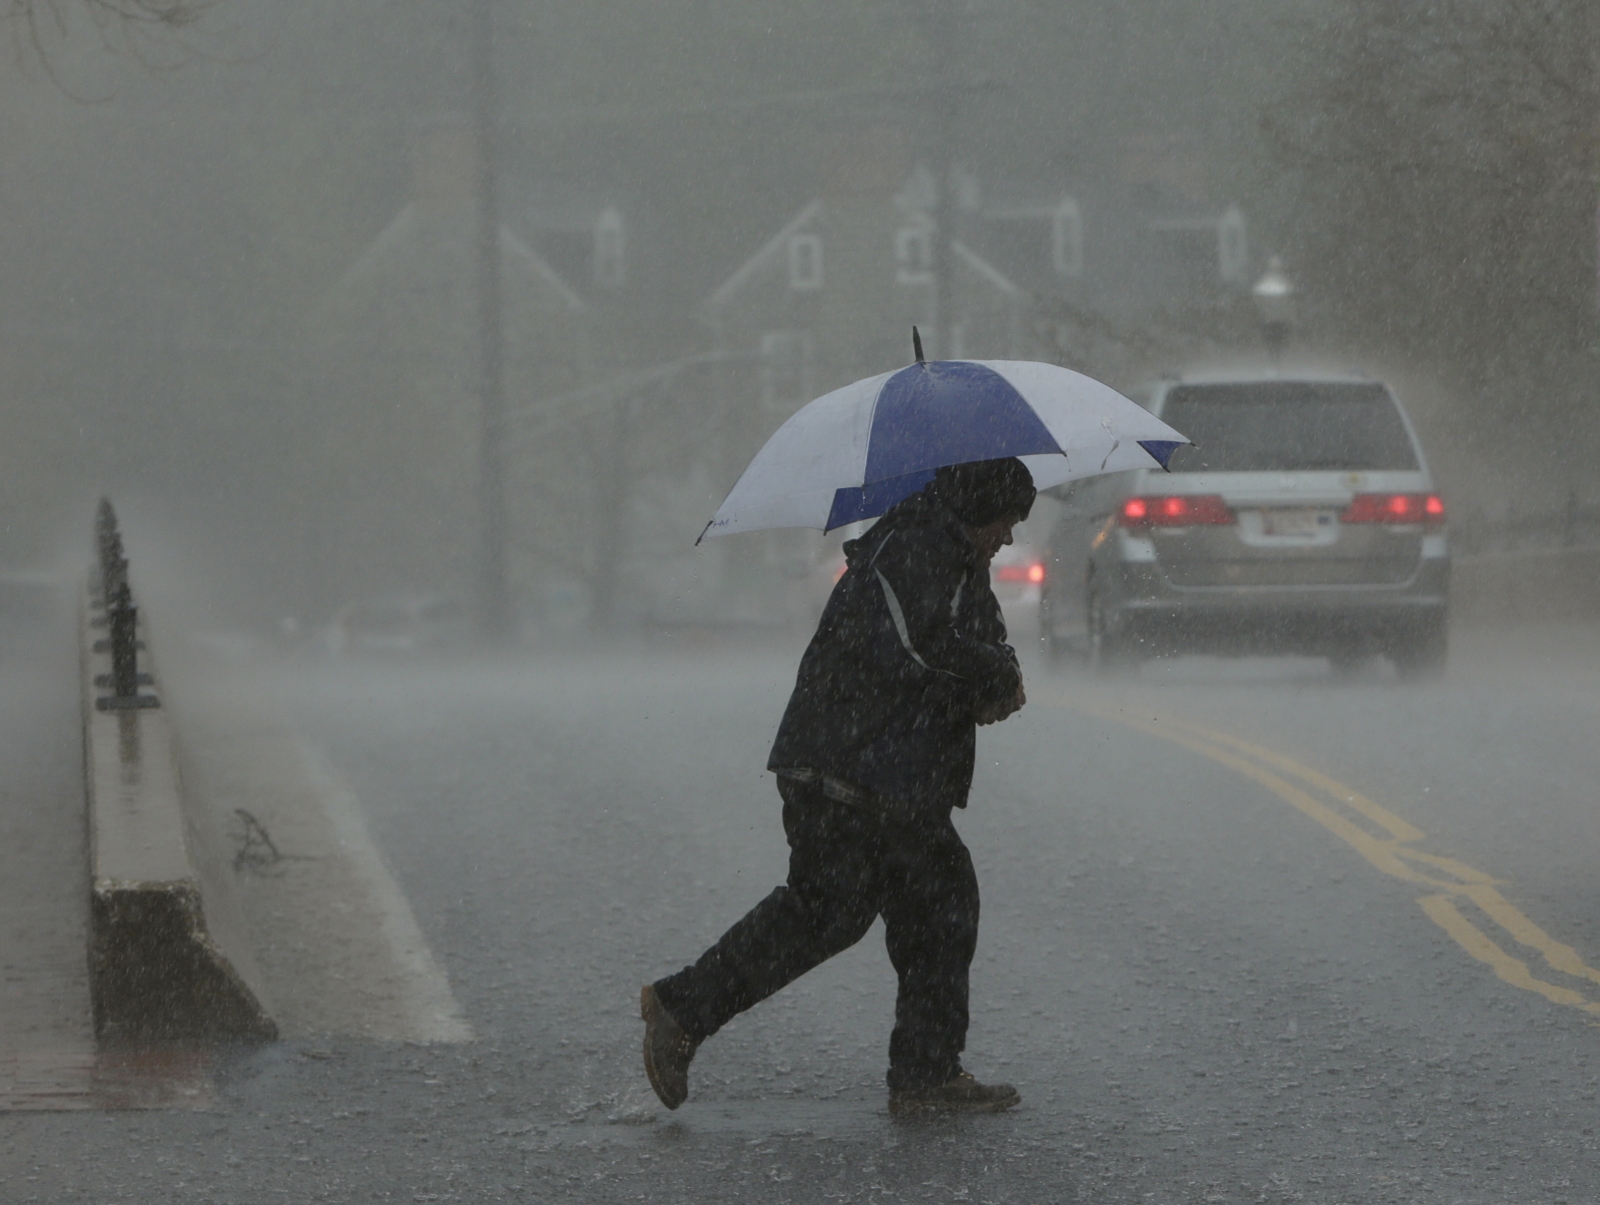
left=1085, top=582, right=1129, bottom=675
left=1392, top=622, right=1448, bottom=681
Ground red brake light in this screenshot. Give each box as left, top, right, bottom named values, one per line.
left=1119, top=495, right=1234, bottom=527
left=994, top=561, right=1047, bottom=585
left=1341, top=493, right=1445, bottom=526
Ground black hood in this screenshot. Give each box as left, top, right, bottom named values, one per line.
left=842, top=489, right=971, bottom=572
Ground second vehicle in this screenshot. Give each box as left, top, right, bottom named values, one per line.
left=1040, top=372, right=1450, bottom=677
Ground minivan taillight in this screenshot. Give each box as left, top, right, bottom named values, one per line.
left=1119, top=495, right=1235, bottom=527
left=1341, top=492, right=1445, bottom=526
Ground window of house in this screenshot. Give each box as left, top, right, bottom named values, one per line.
left=787, top=234, right=823, bottom=291
left=593, top=205, right=626, bottom=290
left=1052, top=197, right=1084, bottom=277
left=759, top=331, right=815, bottom=413
left=896, top=226, right=933, bottom=285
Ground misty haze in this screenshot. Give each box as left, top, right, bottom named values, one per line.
left=3, top=1, right=1600, bottom=1201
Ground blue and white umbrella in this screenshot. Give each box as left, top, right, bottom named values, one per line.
left=700, top=357, right=1190, bottom=540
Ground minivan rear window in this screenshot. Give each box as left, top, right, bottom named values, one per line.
left=1159, top=382, right=1419, bottom=472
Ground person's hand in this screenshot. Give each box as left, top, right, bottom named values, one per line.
left=975, top=682, right=1026, bottom=726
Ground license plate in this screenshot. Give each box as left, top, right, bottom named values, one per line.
left=1261, top=508, right=1333, bottom=537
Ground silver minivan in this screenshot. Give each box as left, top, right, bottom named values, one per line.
left=1040, top=373, right=1450, bottom=676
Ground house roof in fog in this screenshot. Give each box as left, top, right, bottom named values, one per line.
left=502, top=225, right=588, bottom=312
left=703, top=197, right=1019, bottom=310
left=955, top=241, right=1021, bottom=295
left=329, top=202, right=589, bottom=314
left=957, top=174, right=1255, bottom=318
left=704, top=200, right=822, bottom=310
left=339, top=203, right=425, bottom=291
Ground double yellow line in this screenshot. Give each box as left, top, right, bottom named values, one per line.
left=1043, top=694, right=1600, bottom=1019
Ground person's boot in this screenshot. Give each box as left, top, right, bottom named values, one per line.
left=640, top=984, right=699, bottom=1110
left=888, top=1069, right=1020, bottom=1116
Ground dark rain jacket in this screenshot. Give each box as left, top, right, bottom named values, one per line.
left=766, top=491, right=1022, bottom=815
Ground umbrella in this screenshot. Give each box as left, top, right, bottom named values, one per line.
left=699, top=340, right=1189, bottom=541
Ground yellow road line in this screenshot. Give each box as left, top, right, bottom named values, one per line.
left=1453, top=882, right=1600, bottom=988
left=1417, top=895, right=1600, bottom=1016
left=1161, top=716, right=1510, bottom=892
left=1161, top=718, right=1425, bottom=844
left=1045, top=693, right=1600, bottom=1016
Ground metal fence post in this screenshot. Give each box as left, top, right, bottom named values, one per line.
left=91, top=500, right=159, bottom=712
left=109, top=582, right=138, bottom=699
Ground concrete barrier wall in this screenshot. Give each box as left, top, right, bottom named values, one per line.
left=81, top=582, right=276, bottom=1043
left=1451, top=547, right=1600, bottom=626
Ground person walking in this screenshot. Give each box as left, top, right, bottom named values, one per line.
left=641, top=456, right=1036, bottom=1115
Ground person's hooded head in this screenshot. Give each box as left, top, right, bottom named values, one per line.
left=929, top=458, right=1037, bottom=528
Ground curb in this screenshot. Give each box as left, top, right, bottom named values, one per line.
left=81, top=581, right=276, bottom=1044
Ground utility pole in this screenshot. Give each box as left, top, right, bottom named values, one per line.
left=929, top=0, right=957, bottom=359
left=471, top=0, right=512, bottom=641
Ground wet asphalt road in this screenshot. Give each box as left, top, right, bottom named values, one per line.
left=6, top=616, right=1600, bottom=1203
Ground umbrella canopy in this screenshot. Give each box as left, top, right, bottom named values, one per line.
left=700, top=358, right=1190, bottom=540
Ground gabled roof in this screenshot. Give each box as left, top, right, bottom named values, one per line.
left=704, top=199, right=822, bottom=311
left=329, top=202, right=589, bottom=314
left=502, top=225, right=588, bottom=312
left=703, top=198, right=1020, bottom=311
left=338, top=202, right=422, bottom=293
left=954, top=241, right=1020, bottom=295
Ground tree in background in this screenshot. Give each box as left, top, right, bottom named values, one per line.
left=3, top=0, right=203, bottom=67
left=1267, top=0, right=1600, bottom=466
left=4, top=0, right=199, bottom=32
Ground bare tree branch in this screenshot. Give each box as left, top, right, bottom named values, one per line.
left=4, top=0, right=204, bottom=28
left=0, top=0, right=214, bottom=86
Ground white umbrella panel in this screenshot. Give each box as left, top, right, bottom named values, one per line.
left=700, top=359, right=1189, bottom=541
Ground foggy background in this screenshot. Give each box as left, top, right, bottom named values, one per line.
left=0, top=0, right=1594, bottom=634
left=10, top=7, right=1600, bottom=1195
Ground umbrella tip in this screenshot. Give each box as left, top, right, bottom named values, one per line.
left=912, top=326, right=925, bottom=364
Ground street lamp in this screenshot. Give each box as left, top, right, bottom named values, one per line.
left=1251, top=254, right=1296, bottom=366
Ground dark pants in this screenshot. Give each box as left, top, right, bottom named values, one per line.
left=653, top=777, right=980, bottom=1090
